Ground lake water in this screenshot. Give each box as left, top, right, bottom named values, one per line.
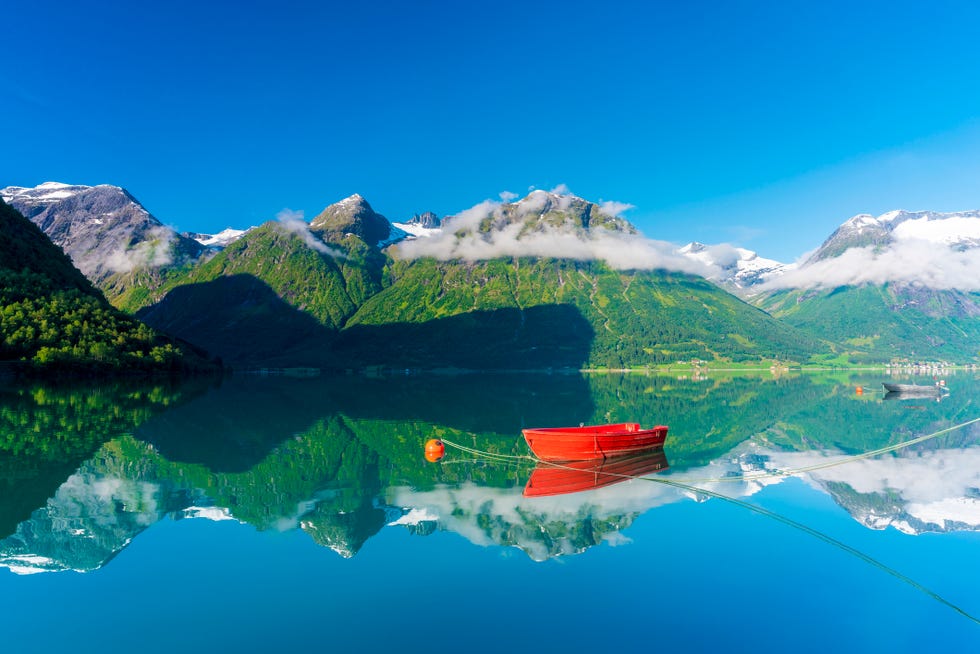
left=1, top=370, right=978, bottom=652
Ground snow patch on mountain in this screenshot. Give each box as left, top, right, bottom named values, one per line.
left=391, top=221, right=441, bottom=238
left=1, top=181, right=91, bottom=204
left=892, top=213, right=980, bottom=246
left=1, top=181, right=207, bottom=283
left=193, top=227, right=252, bottom=247
left=377, top=223, right=410, bottom=248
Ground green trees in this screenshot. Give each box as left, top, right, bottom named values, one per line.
left=0, top=200, right=192, bottom=374
left=0, top=270, right=182, bottom=371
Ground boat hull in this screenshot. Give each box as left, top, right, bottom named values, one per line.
left=523, top=449, right=669, bottom=497
left=522, top=422, right=668, bottom=461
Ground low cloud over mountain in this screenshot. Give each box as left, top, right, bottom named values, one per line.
left=761, top=209, right=980, bottom=291
left=393, top=190, right=712, bottom=275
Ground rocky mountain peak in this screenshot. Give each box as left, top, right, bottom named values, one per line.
left=808, top=208, right=980, bottom=263
left=679, top=241, right=708, bottom=254
left=492, top=189, right=636, bottom=236
left=309, top=194, right=393, bottom=247
left=0, top=182, right=204, bottom=285
left=678, top=241, right=790, bottom=292
left=406, top=211, right=441, bottom=229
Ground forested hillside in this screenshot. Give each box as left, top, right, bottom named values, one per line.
left=0, top=199, right=197, bottom=373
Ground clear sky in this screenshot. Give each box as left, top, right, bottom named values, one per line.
left=4, top=0, right=980, bottom=261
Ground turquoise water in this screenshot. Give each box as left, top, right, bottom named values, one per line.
left=0, top=371, right=978, bottom=652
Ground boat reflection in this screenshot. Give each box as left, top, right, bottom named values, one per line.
left=883, top=389, right=946, bottom=402
left=523, top=449, right=669, bottom=497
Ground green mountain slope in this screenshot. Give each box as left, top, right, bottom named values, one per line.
left=341, top=257, right=822, bottom=368
left=757, top=284, right=980, bottom=363
left=134, top=217, right=387, bottom=365
left=0, top=199, right=196, bottom=373
left=131, top=190, right=826, bottom=369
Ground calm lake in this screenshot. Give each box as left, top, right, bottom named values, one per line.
left=1, top=370, right=978, bottom=652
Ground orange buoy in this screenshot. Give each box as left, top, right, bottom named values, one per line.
left=424, top=439, right=445, bottom=462
left=856, top=386, right=864, bottom=395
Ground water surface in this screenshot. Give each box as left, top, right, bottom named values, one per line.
left=1, top=371, right=978, bottom=652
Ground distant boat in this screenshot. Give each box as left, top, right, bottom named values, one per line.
left=522, top=422, right=668, bottom=462
left=882, top=383, right=947, bottom=395
left=523, top=449, right=669, bottom=497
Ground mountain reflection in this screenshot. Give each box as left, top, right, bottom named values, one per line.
left=1, top=371, right=978, bottom=573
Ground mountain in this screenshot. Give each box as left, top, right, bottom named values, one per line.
left=755, top=208, right=980, bottom=363
left=185, top=227, right=251, bottom=248
left=131, top=189, right=826, bottom=368
left=0, top=198, right=196, bottom=373
left=309, top=194, right=403, bottom=247
left=806, top=209, right=980, bottom=262
left=135, top=197, right=390, bottom=365
left=678, top=242, right=791, bottom=293
left=492, top=189, right=637, bottom=236
left=392, top=211, right=442, bottom=238
left=339, top=259, right=821, bottom=369
left=337, top=191, right=822, bottom=369
left=405, top=211, right=441, bottom=228
left=0, top=182, right=205, bottom=306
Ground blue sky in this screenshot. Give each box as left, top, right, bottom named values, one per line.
left=4, top=0, right=980, bottom=261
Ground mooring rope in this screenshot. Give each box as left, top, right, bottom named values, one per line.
left=435, top=414, right=980, bottom=625
left=654, top=476, right=980, bottom=625
left=668, top=415, right=980, bottom=484
left=439, top=414, right=980, bottom=485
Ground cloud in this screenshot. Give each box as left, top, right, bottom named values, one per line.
left=499, top=190, right=518, bottom=202
left=599, top=200, right=635, bottom=217
left=762, top=239, right=980, bottom=291
left=701, top=243, right=742, bottom=269
left=549, top=183, right=571, bottom=195
left=274, top=208, right=343, bottom=257
left=105, top=226, right=176, bottom=273
left=276, top=208, right=304, bottom=222
left=393, top=199, right=716, bottom=275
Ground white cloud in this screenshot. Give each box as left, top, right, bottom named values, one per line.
left=549, top=183, right=571, bottom=196
left=105, top=226, right=176, bottom=273
left=599, top=200, right=635, bottom=217
left=276, top=208, right=305, bottom=222
left=701, top=243, right=742, bottom=268
left=393, top=199, right=716, bottom=275
left=762, top=239, right=980, bottom=291
left=499, top=190, right=518, bottom=202
left=274, top=208, right=343, bottom=257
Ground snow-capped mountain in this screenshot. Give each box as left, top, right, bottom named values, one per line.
left=389, top=189, right=716, bottom=274
left=2, top=181, right=91, bottom=204
left=808, top=209, right=980, bottom=263
left=188, top=227, right=252, bottom=248
left=309, top=193, right=404, bottom=248
left=1, top=181, right=204, bottom=285
left=392, top=211, right=442, bottom=239
left=678, top=241, right=792, bottom=291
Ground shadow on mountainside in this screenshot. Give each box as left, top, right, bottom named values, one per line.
left=329, top=303, right=595, bottom=371
left=139, top=276, right=596, bottom=372
left=136, top=274, right=334, bottom=366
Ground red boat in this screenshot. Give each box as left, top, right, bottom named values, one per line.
left=523, top=449, right=669, bottom=497
left=521, top=422, right=668, bottom=462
